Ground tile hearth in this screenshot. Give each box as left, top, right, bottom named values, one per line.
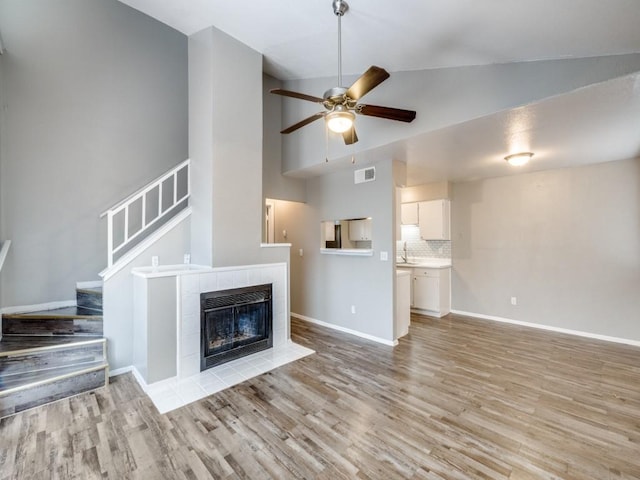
left=131, top=262, right=313, bottom=414
left=142, top=341, right=313, bottom=414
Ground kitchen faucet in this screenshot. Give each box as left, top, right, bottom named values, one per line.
left=401, top=241, right=408, bottom=263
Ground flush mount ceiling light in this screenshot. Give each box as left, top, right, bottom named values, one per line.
left=505, top=152, right=534, bottom=166
left=270, top=0, right=416, bottom=145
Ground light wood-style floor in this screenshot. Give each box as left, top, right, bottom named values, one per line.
left=1, top=314, right=639, bottom=479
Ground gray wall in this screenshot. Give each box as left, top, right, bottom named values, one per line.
left=263, top=74, right=306, bottom=203
left=287, top=160, right=398, bottom=342
left=451, top=158, right=640, bottom=341
left=265, top=198, right=309, bottom=315
left=280, top=54, right=640, bottom=175
left=0, top=0, right=188, bottom=307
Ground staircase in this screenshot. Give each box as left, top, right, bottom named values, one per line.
left=0, top=286, right=108, bottom=418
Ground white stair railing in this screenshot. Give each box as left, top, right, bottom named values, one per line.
left=0, top=240, right=11, bottom=273
left=100, top=159, right=190, bottom=268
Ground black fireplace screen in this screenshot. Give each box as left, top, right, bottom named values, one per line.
left=200, top=284, right=273, bottom=370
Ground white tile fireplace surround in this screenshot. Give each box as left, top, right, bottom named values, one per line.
left=132, top=262, right=314, bottom=413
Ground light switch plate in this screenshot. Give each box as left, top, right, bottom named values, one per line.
left=380, top=251, right=388, bottom=261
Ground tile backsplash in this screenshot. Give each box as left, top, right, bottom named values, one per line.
left=398, top=225, right=451, bottom=259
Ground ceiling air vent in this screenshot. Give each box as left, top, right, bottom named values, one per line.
left=354, top=166, right=375, bottom=184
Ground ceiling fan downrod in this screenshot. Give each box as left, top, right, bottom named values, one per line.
left=333, top=0, right=348, bottom=87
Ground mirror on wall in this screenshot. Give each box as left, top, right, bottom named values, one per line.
left=321, top=218, right=372, bottom=250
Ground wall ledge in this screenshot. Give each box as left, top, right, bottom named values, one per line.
left=320, top=248, right=373, bottom=256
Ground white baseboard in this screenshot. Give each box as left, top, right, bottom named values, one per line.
left=450, top=309, right=640, bottom=348
left=291, top=312, right=398, bottom=347
left=130, top=366, right=148, bottom=392
left=0, top=300, right=76, bottom=315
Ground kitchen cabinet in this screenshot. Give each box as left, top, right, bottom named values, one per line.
left=418, top=200, right=450, bottom=240
left=401, top=202, right=419, bottom=225
left=349, top=218, right=372, bottom=241
left=418, top=199, right=450, bottom=240
left=412, top=267, right=451, bottom=317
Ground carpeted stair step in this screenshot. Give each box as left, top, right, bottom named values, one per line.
left=1, top=307, right=103, bottom=336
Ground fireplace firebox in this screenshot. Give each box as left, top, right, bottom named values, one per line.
left=200, top=284, right=273, bottom=370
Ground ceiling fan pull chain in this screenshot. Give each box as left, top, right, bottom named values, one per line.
left=325, top=123, right=330, bottom=162
left=351, top=129, right=356, bottom=163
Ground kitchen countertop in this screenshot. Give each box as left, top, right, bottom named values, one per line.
left=396, top=258, right=452, bottom=269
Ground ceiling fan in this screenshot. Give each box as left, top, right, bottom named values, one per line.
left=270, top=0, right=417, bottom=145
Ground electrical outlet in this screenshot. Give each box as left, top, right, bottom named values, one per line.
left=152, top=256, right=159, bottom=267
left=184, top=253, right=191, bottom=264
left=511, top=297, right=517, bottom=306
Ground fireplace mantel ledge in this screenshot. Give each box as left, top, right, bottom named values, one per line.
left=132, top=264, right=214, bottom=279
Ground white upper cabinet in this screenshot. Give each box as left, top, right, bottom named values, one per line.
left=349, top=218, right=372, bottom=241
left=401, top=202, right=419, bottom=225
left=418, top=199, right=450, bottom=240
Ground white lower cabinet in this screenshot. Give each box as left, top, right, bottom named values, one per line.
left=412, top=267, right=451, bottom=317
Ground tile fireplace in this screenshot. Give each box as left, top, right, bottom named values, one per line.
left=200, top=283, right=273, bottom=370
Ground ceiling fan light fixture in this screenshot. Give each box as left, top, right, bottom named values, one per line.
left=505, top=152, right=534, bottom=166
left=326, top=107, right=355, bottom=133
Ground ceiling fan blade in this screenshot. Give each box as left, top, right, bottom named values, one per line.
left=270, top=88, right=325, bottom=103
left=281, top=112, right=325, bottom=134
left=345, top=66, right=390, bottom=101
left=342, top=127, right=358, bottom=145
left=357, top=104, right=417, bottom=123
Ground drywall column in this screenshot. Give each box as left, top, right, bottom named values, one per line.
left=188, top=26, right=265, bottom=267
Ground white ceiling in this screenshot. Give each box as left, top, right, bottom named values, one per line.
left=120, top=0, right=640, bottom=81
left=118, top=0, right=640, bottom=184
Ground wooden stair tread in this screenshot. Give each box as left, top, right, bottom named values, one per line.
left=0, top=285, right=108, bottom=418
left=2, top=306, right=102, bottom=319
left=0, top=336, right=105, bottom=355
left=0, top=359, right=108, bottom=394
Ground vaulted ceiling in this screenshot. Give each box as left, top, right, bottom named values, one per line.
left=119, top=0, right=640, bottom=184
